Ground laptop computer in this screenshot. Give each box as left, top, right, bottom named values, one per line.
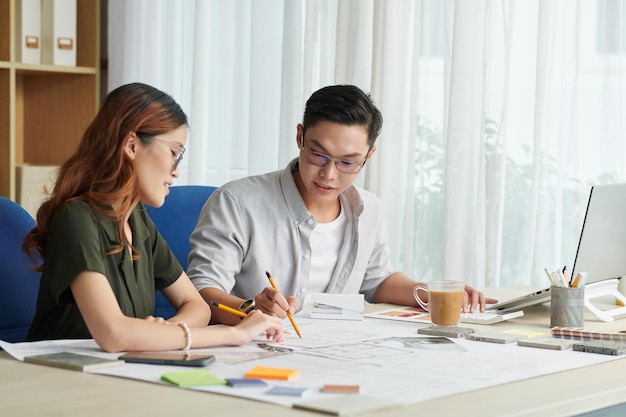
left=488, top=183, right=626, bottom=313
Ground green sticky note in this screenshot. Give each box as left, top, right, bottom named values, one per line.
left=161, top=369, right=227, bottom=387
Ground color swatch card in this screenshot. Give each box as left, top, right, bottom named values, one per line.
left=573, top=340, right=626, bottom=356
left=321, top=384, right=361, bottom=393
left=266, top=386, right=312, bottom=397
left=161, top=369, right=227, bottom=387
left=226, top=378, right=268, bottom=388
left=517, top=337, right=574, bottom=350
left=245, top=365, right=299, bottom=380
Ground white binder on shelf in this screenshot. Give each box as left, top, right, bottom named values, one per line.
left=41, top=0, right=77, bottom=66
left=16, top=0, right=42, bottom=64
left=16, top=164, right=59, bottom=218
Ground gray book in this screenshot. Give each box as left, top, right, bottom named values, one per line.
left=24, top=352, right=125, bottom=372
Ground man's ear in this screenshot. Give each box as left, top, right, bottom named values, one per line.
left=366, top=145, right=377, bottom=161
left=124, top=132, right=138, bottom=160
left=296, top=124, right=304, bottom=149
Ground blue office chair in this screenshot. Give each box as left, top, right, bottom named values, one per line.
left=145, top=185, right=217, bottom=318
left=0, top=197, right=42, bottom=342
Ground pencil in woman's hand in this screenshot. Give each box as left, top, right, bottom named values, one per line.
left=210, top=301, right=247, bottom=318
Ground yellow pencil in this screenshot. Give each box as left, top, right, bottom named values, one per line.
left=265, top=270, right=302, bottom=339
left=210, top=301, right=247, bottom=318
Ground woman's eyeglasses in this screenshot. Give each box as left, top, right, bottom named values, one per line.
left=150, top=137, right=186, bottom=170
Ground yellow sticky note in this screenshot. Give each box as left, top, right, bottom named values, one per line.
left=245, top=365, right=299, bottom=380
left=503, top=329, right=544, bottom=339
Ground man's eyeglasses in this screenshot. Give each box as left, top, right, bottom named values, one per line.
left=301, top=138, right=370, bottom=174
left=150, top=137, right=186, bottom=171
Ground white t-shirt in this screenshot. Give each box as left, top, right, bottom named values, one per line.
left=307, top=205, right=347, bottom=294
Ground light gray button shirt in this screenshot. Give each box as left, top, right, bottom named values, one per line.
left=187, top=159, right=393, bottom=305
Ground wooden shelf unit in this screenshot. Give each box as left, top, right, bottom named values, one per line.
left=0, top=0, right=100, bottom=200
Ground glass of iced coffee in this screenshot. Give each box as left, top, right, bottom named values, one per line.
left=413, top=280, right=465, bottom=327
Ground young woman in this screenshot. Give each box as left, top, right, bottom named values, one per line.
left=23, top=82, right=283, bottom=352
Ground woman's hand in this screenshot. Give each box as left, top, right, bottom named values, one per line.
left=233, top=310, right=285, bottom=343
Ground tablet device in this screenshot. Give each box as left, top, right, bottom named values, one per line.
left=119, top=352, right=216, bottom=367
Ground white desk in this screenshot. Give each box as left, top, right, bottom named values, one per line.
left=3, top=287, right=626, bottom=417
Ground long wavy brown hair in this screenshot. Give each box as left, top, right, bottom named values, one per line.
left=23, top=83, right=188, bottom=269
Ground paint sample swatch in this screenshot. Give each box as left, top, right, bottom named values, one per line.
left=245, top=365, right=299, bottom=380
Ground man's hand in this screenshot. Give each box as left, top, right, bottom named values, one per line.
left=254, top=287, right=299, bottom=319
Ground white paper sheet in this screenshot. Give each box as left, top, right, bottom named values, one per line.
left=1, top=316, right=620, bottom=410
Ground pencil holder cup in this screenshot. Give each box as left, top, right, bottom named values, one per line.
left=550, top=286, right=585, bottom=328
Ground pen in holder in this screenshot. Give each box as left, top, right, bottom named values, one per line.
left=550, top=286, right=585, bottom=328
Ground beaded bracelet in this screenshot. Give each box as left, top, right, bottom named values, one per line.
left=177, top=322, right=192, bottom=350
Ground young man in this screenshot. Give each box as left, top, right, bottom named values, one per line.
left=187, top=85, right=496, bottom=325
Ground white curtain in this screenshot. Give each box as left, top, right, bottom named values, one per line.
left=108, top=0, right=626, bottom=289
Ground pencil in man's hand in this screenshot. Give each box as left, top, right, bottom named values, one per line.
left=265, top=270, right=302, bottom=339
left=211, top=301, right=247, bottom=318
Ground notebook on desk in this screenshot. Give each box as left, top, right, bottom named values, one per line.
left=488, top=183, right=626, bottom=313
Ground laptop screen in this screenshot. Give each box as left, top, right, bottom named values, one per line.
left=488, top=183, right=626, bottom=312
left=570, top=183, right=626, bottom=285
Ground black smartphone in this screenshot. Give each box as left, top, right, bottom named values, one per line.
left=119, top=352, right=216, bottom=367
